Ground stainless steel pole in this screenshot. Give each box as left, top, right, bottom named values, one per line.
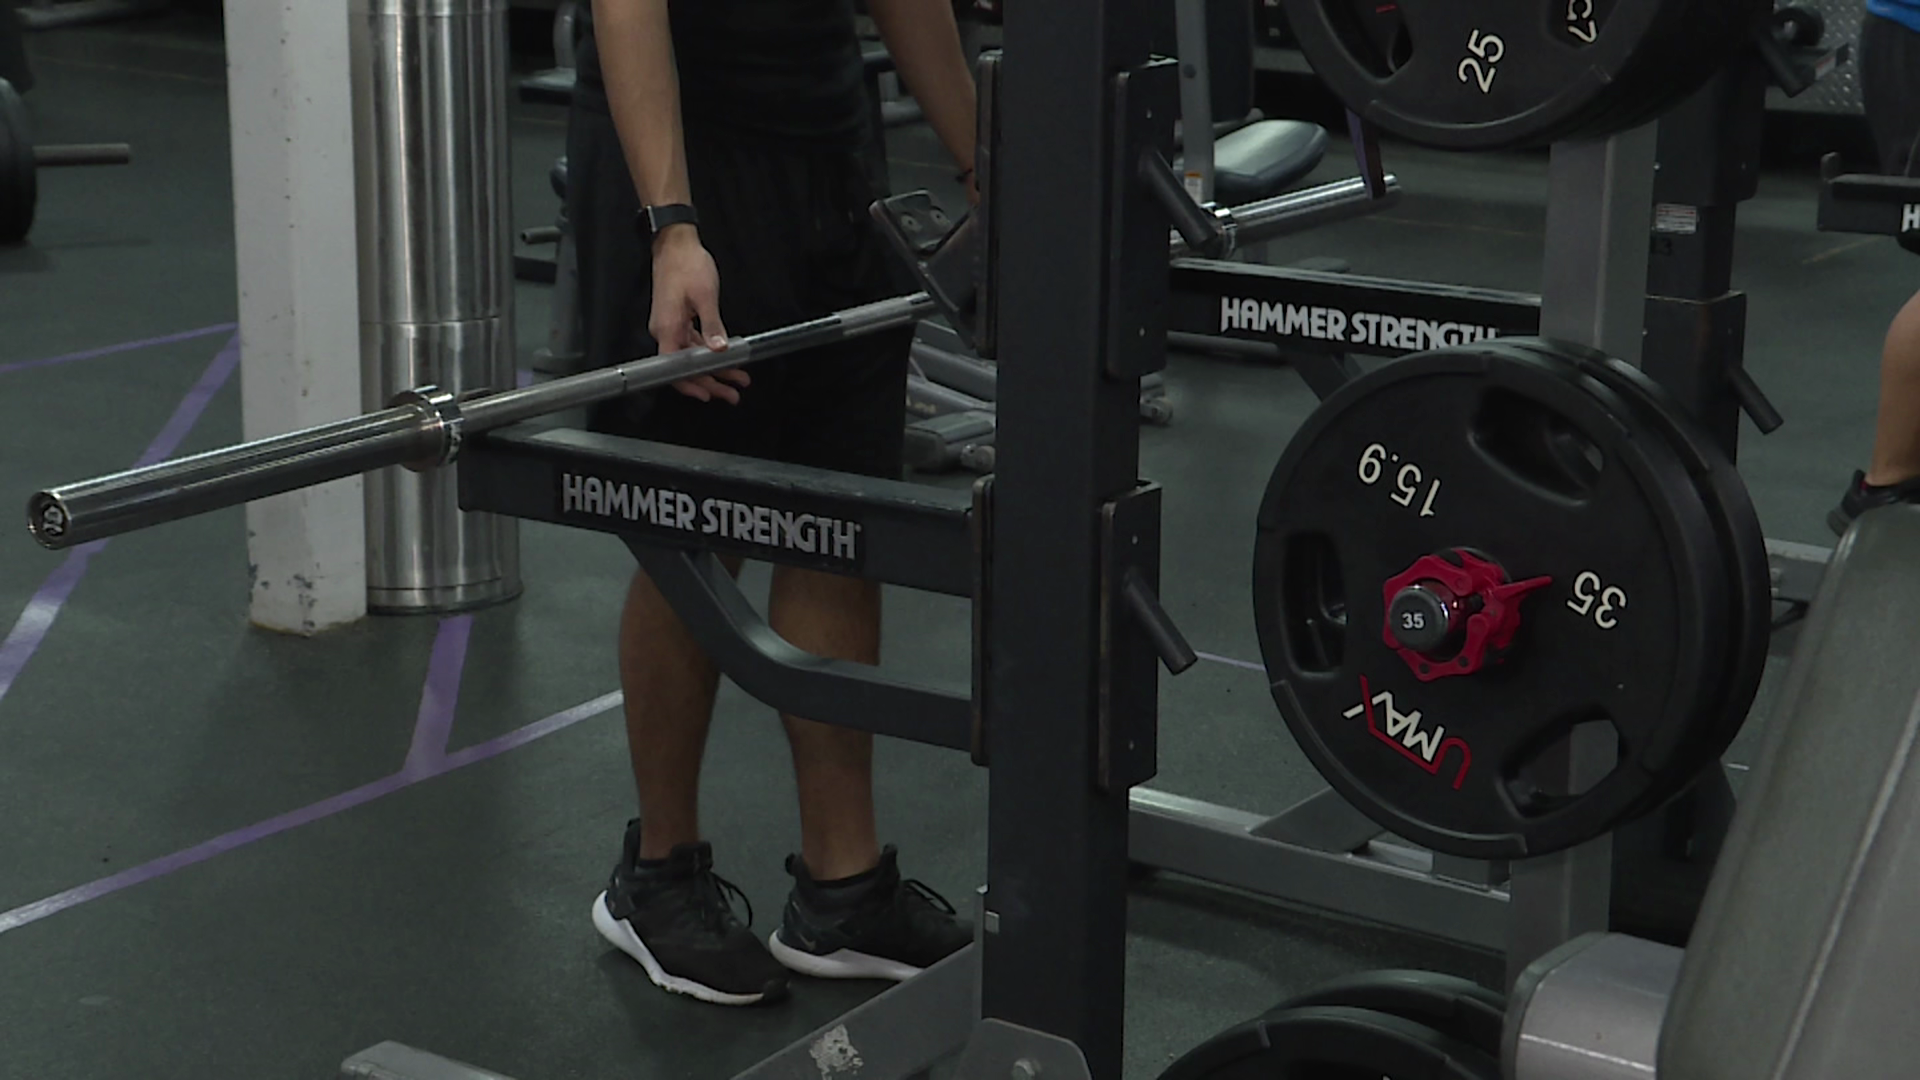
left=351, top=0, right=520, bottom=613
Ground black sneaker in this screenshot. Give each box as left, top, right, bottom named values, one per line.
left=767, top=846, right=973, bottom=981
left=1829, top=470, right=1920, bottom=536
left=590, top=824, right=789, bottom=1006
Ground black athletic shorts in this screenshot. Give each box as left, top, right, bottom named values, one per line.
left=1862, top=12, right=1920, bottom=177
left=565, top=102, right=914, bottom=480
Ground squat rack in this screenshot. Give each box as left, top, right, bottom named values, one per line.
left=418, top=4, right=1664, bottom=1076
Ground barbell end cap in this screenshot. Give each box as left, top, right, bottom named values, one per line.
left=26, top=491, right=75, bottom=550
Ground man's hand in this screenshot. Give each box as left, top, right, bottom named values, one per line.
left=651, top=224, right=751, bottom=404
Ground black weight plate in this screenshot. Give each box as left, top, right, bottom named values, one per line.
left=1549, top=0, right=1708, bottom=142
left=1474, top=340, right=1748, bottom=820
left=1278, top=0, right=1670, bottom=151
left=1553, top=0, right=1713, bottom=138
left=1486, top=338, right=1759, bottom=737
left=1252, top=346, right=1727, bottom=859
left=1158, top=1005, right=1500, bottom=1080
left=1567, top=0, right=1764, bottom=143
left=1500, top=338, right=1769, bottom=766
left=1459, top=336, right=1751, bottom=822
left=0, top=76, right=34, bottom=244
left=1264, top=970, right=1506, bottom=1056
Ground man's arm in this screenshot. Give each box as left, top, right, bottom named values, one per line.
left=866, top=0, right=978, bottom=185
left=592, top=0, right=744, bottom=400
left=592, top=0, right=690, bottom=219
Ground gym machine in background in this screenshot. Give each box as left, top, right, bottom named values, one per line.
left=894, top=0, right=1348, bottom=472
left=1817, top=152, right=1920, bottom=252
left=0, top=76, right=132, bottom=244
left=514, top=0, right=578, bottom=103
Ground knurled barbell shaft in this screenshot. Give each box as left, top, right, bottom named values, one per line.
left=33, top=143, right=133, bottom=167
left=28, top=291, right=935, bottom=550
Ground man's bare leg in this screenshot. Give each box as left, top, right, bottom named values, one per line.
left=1867, top=289, right=1920, bottom=487
left=618, top=556, right=741, bottom=859
left=767, top=564, right=882, bottom=881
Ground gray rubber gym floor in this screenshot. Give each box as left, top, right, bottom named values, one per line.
left=1, top=13, right=1909, bottom=1080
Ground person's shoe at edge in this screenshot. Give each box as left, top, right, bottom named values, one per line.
left=769, top=844, right=973, bottom=982
left=591, top=820, right=790, bottom=1006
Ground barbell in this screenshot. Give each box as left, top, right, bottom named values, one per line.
left=28, top=292, right=937, bottom=550
left=1, top=77, right=134, bottom=244
left=27, top=166, right=1400, bottom=550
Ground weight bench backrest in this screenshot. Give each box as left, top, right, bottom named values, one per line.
left=1658, top=506, right=1920, bottom=1079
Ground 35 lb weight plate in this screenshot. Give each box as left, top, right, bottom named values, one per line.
left=1157, top=1005, right=1501, bottom=1080
left=1495, top=339, right=1770, bottom=769
left=1252, top=344, right=1730, bottom=859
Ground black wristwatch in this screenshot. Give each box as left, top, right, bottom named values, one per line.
left=639, top=203, right=700, bottom=239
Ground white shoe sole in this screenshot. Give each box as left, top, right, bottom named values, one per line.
left=591, top=891, right=778, bottom=1006
left=767, top=929, right=924, bottom=982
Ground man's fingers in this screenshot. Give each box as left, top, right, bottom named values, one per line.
left=691, top=374, right=741, bottom=405
left=652, top=316, right=693, bottom=353
left=694, top=292, right=730, bottom=351
left=670, top=375, right=742, bottom=405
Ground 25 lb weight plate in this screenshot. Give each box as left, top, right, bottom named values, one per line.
left=1157, top=1005, right=1501, bottom=1080
left=1279, top=0, right=1752, bottom=151
left=1252, top=344, right=1732, bottom=859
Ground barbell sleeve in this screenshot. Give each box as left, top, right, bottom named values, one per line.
left=28, top=291, right=935, bottom=551
left=33, top=143, right=133, bottom=167
left=28, top=405, right=438, bottom=549
left=1168, top=173, right=1401, bottom=259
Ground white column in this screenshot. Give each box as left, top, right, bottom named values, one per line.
left=224, top=0, right=367, bottom=634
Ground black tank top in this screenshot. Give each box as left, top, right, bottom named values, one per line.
left=576, top=0, right=869, bottom=148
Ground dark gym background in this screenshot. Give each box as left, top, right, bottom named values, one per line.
left=0, top=8, right=1905, bottom=1079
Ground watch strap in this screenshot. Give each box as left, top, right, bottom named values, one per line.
left=640, top=203, right=700, bottom=237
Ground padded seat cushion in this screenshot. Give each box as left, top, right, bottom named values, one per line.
left=1214, top=119, right=1328, bottom=206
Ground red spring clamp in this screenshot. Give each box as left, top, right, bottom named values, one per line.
left=1381, top=551, right=1551, bottom=682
